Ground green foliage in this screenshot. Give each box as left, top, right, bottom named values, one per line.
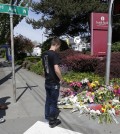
left=26, top=62, right=33, bottom=70
left=16, top=52, right=27, bottom=61
left=98, top=112, right=113, bottom=124
left=27, top=0, right=108, bottom=37
left=25, top=57, right=41, bottom=63
left=63, top=71, right=104, bottom=84
left=15, top=60, right=23, bottom=65
left=94, top=89, right=114, bottom=104
left=41, top=38, right=69, bottom=54
left=63, top=71, right=120, bottom=84
left=30, top=61, right=44, bottom=75
left=22, top=57, right=44, bottom=75
left=112, top=42, right=120, bottom=52
left=0, top=50, right=6, bottom=58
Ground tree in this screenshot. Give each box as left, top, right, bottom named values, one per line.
left=8, top=35, right=34, bottom=60
left=27, top=0, right=108, bottom=37
left=0, top=0, right=32, bottom=44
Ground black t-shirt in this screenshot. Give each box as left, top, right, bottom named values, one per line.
left=42, top=50, right=60, bottom=84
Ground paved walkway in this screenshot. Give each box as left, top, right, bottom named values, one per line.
left=0, top=58, right=120, bottom=134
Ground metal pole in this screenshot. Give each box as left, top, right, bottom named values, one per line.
left=10, top=13, right=16, bottom=102
left=105, top=0, right=114, bottom=85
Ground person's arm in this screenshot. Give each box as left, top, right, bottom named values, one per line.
left=54, top=65, right=63, bottom=82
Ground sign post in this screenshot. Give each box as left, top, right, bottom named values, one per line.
left=10, top=13, right=16, bottom=102
left=0, top=3, right=28, bottom=102
left=105, top=0, right=114, bottom=85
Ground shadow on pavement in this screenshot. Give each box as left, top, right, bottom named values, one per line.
left=0, top=96, right=11, bottom=118
left=16, top=85, right=38, bottom=102
left=0, top=61, right=12, bottom=68
left=0, top=66, right=22, bottom=85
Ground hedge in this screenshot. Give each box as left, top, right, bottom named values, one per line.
left=30, top=61, right=44, bottom=75
left=112, top=42, right=120, bottom=52
left=59, top=49, right=100, bottom=72
left=25, top=57, right=41, bottom=63
left=95, top=52, right=120, bottom=78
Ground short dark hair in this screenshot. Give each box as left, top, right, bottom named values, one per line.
left=51, top=37, right=61, bottom=46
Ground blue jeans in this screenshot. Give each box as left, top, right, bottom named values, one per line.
left=45, top=83, right=60, bottom=120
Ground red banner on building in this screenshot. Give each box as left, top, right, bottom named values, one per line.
left=91, top=13, right=108, bottom=56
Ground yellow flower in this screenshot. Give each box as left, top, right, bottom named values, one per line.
left=94, top=81, right=99, bottom=85
left=101, top=107, right=106, bottom=113
left=91, top=92, right=94, bottom=95
left=91, top=83, right=96, bottom=88
left=99, top=96, right=102, bottom=99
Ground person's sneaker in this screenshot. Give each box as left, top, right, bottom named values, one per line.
left=49, top=118, right=61, bottom=128
left=0, top=118, right=5, bottom=123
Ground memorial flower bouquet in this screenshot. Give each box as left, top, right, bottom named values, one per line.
left=60, top=88, right=74, bottom=98
left=98, top=102, right=118, bottom=124
left=77, top=91, right=95, bottom=104
left=113, top=84, right=120, bottom=97
left=69, top=82, right=82, bottom=92
left=87, top=81, right=100, bottom=91
left=94, top=87, right=114, bottom=104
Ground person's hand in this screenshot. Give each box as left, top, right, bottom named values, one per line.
left=60, top=79, right=64, bottom=85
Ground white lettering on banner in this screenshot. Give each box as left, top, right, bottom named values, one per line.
left=23, top=9, right=26, bottom=14
left=8, top=7, right=12, bottom=12
left=96, top=16, right=108, bottom=27
left=96, top=21, right=108, bottom=26
left=0, top=5, right=4, bottom=9
left=101, top=16, right=105, bottom=21
left=13, top=8, right=17, bottom=13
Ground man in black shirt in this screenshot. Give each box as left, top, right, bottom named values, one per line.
left=42, top=37, right=63, bottom=128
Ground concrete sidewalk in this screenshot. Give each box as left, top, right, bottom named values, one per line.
left=0, top=59, right=45, bottom=134
left=0, top=58, right=120, bottom=134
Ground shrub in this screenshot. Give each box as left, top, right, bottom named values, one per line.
left=26, top=62, right=33, bottom=70
left=59, top=49, right=99, bottom=72
left=30, top=61, right=44, bottom=75
left=63, top=71, right=103, bottom=84
left=112, top=42, right=120, bottom=52
left=25, top=57, right=41, bottom=63
left=95, top=52, right=120, bottom=78
left=59, top=49, right=80, bottom=60
left=22, top=61, right=29, bottom=68
left=15, top=60, right=23, bottom=65
left=15, top=52, right=27, bottom=61
left=1, top=50, right=6, bottom=58
left=41, top=38, right=69, bottom=54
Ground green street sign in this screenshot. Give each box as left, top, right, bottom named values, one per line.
left=0, top=3, right=28, bottom=16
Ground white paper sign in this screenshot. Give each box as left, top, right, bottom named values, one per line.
left=24, top=121, right=82, bottom=134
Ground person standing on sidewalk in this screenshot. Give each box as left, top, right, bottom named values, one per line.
left=0, top=103, right=8, bottom=124
left=42, top=37, right=63, bottom=128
